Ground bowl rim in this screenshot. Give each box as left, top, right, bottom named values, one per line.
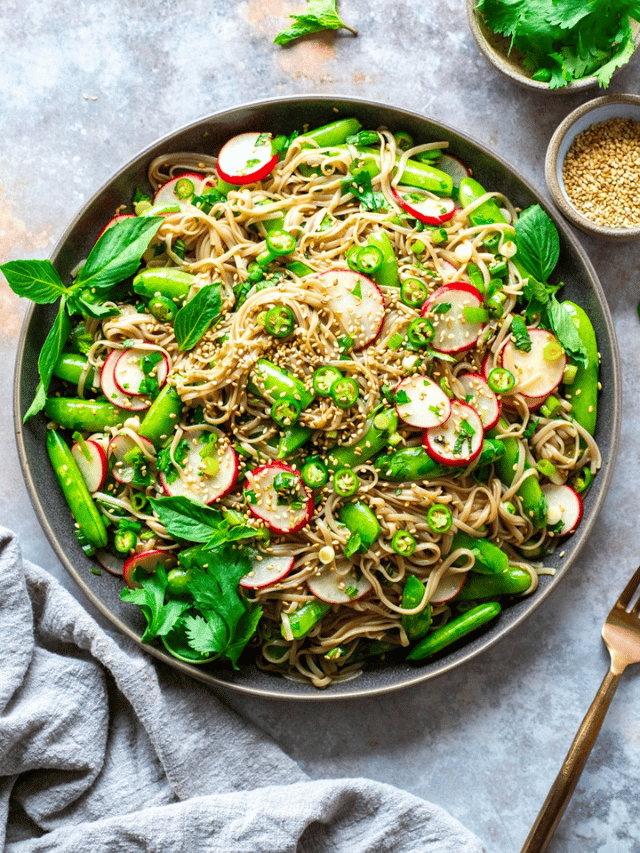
left=14, top=93, right=622, bottom=701
left=545, top=93, right=640, bottom=239
left=466, top=0, right=640, bottom=93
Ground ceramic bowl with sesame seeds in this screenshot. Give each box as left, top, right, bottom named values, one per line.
left=466, top=0, right=640, bottom=93
left=15, top=95, right=621, bottom=701
left=545, top=94, right=640, bottom=241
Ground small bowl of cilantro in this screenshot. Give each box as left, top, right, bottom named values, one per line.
left=467, top=0, right=640, bottom=92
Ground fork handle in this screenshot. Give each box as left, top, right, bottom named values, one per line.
left=520, top=666, right=622, bottom=853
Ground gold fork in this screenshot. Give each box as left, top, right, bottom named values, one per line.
left=521, top=563, right=640, bottom=853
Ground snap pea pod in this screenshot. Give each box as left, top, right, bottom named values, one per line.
left=488, top=418, right=548, bottom=529
left=401, top=575, right=432, bottom=640
left=52, top=352, right=98, bottom=387
left=138, top=384, right=182, bottom=448
left=406, top=601, right=502, bottom=661
left=326, top=408, right=398, bottom=470
left=365, top=231, right=400, bottom=288
left=46, top=428, right=108, bottom=548
left=248, top=359, right=314, bottom=408
left=449, top=531, right=509, bottom=575
left=277, top=424, right=314, bottom=459
left=44, top=397, right=124, bottom=432
left=375, top=438, right=505, bottom=481
left=349, top=146, right=453, bottom=196
left=132, top=267, right=195, bottom=303
left=338, top=500, right=381, bottom=549
left=455, top=566, right=533, bottom=600
left=301, top=117, right=363, bottom=148
left=562, top=301, right=599, bottom=436
left=283, top=599, right=332, bottom=639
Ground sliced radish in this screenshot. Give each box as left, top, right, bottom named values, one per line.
left=314, top=268, right=385, bottom=351
left=435, top=154, right=471, bottom=190
left=245, top=462, right=314, bottom=535
left=95, top=550, right=125, bottom=577
left=216, top=132, right=278, bottom=185
left=240, top=553, right=295, bottom=590
left=430, top=571, right=467, bottom=604
left=500, top=328, right=566, bottom=403
left=423, top=400, right=484, bottom=466
left=108, top=433, right=155, bottom=484
left=114, top=346, right=169, bottom=398
left=100, top=349, right=151, bottom=411
left=542, top=484, right=583, bottom=535
left=394, top=374, right=451, bottom=428
left=421, top=282, right=486, bottom=354
left=123, top=549, right=178, bottom=589
left=455, top=372, right=501, bottom=431
left=153, top=172, right=216, bottom=208
left=392, top=187, right=456, bottom=225
left=307, top=566, right=372, bottom=604
left=96, top=213, right=136, bottom=241
left=159, top=428, right=238, bottom=505
left=71, top=439, right=107, bottom=493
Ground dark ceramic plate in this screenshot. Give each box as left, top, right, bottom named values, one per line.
left=14, top=95, right=620, bottom=701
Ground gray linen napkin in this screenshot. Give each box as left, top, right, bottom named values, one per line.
left=0, top=527, right=486, bottom=853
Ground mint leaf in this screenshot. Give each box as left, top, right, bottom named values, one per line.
left=0, top=259, right=67, bottom=303
left=274, top=0, right=356, bottom=46
left=514, top=205, right=559, bottom=283
left=174, top=281, right=222, bottom=350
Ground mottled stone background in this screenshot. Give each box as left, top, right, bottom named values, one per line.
left=2, top=2, right=639, bottom=850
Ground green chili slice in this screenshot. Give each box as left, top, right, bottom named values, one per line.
left=426, top=503, right=453, bottom=533
left=407, top=317, right=435, bottom=347
left=301, top=458, right=329, bottom=488
left=270, top=398, right=301, bottom=427
left=265, top=305, right=295, bottom=337
left=573, top=467, right=593, bottom=494
left=313, top=365, right=342, bottom=396
left=400, top=277, right=428, bottom=308
left=355, top=245, right=383, bottom=274
left=346, top=245, right=362, bottom=271
left=333, top=467, right=359, bottom=497
left=331, top=376, right=359, bottom=408
left=392, top=530, right=416, bottom=556
left=174, top=177, right=195, bottom=200
left=266, top=229, right=296, bottom=256
left=393, top=131, right=414, bottom=151
left=487, top=367, right=515, bottom=394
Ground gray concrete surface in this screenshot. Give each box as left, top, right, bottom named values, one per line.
left=2, top=1, right=640, bottom=850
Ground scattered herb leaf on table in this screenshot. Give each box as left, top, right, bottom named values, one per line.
left=274, top=0, right=357, bottom=46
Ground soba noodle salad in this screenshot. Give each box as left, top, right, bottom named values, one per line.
left=3, top=116, right=601, bottom=687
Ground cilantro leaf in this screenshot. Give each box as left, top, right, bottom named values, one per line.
left=511, top=315, right=532, bottom=352
left=120, top=567, right=190, bottom=643
left=342, top=167, right=388, bottom=211
left=274, top=0, right=357, bottom=46
left=514, top=205, right=559, bottom=283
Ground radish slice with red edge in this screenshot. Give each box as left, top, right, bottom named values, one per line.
left=95, top=550, right=125, bottom=577
left=114, top=346, right=169, bottom=398
left=245, top=461, right=314, bottom=534
left=500, top=328, right=566, bottom=404
left=392, top=187, right=456, bottom=225
left=394, top=374, right=451, bottom=428
left=434, top=154, right=471, bottom=190
left=123, top=549, right=178, bottom=589
left=423, top=400, right=484, bottom=466
left=307, top=566, right=372, bottom=604
left=240, top=553, right=295, bottom=590
left=96, top=213, right=136, bottom=242
left=153, top=172, right=216, bottom=208
left=216, top=132, right=278, bottom=185
left=542, top=484, right=583, bottom=535
left=108, top=433, right=155, bottom=484
left=430, top=571, right=466, bottom=605
left=159, top=428, right=238, bottom=505
left=100, top=349, right=151, bottom=411
left=314, top=268, right=385, bottom=351
left=71, top=439, right=107, bottom=493
left=455, top=373, right=501, bottom=431
left=421, top=282, right=486, bottom=354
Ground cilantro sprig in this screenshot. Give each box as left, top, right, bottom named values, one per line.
left=274, top=0, right=357, bottom=46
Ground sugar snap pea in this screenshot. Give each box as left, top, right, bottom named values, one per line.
left=46, top=428, right=108, bottom=548
left=327, top=408, right=398, bottom=470
left=44, top=397, right=124, bottom=432
left=449, top=531, right=509, bottom=575
left=302, top=118, right=362, bottom=148
left=488, top=418, right=548, bottom=529
left=138, top=384, right=182, bottom=448
left=52, top=352, right=98, bottom=388
left=132, top=267, right=194, bottom=303
left=406, top=602, right=501, bottom=660
left=375, top=438, right=505, bottom=482
left=401, top=575, right=432, bottom=640
left=283, top=599, right=332, bottom=639
left=455, top=566, right=533, bottom=600
left=562, top=301, right=598, bottom=436
left=365, top=231, right=400, bottom=288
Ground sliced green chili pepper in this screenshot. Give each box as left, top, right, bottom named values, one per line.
left=573, top=467, right=593, bottom=494
left=301, top=458, right=329, bottom=488
left=265, top=304, right=295, bottom=337
left=313, top=365, right=342, bottom=396
left=366, top=231, right=400, bottom=288
left=487, top=367, right=515, bottom=394
left=346, top=245, right=362, bottom=271
left=266, top=229, right=296, bottom=257
left=270, top=398, right=301, bottom=427
left=392, top=531, right=416, bottom=556
left=427, top=503, right=453, bottom=533
left=330, top=376, right=359, bottom=408
left=148, top=294, right=178, bottom=322
left=401, top=575, right=432, bottom=639
left=394, top=131, right=414, bottom=151
left=283, top=599, right=332, bottom=639
left=455, top=566, right=533, bottom=600
left=407, top=316, right=435, bottom=347
left=114, top=528, right=138, bottom=554
left=355, top=245, right=383, bottom=274
left=333, top=467, right=359, bottom=497
left=406, top=602, right=501, bottom=660
left=400, top=277, right=428, bottom=308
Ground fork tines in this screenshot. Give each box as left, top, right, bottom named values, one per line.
left=617, top=563, right=640, bottom=612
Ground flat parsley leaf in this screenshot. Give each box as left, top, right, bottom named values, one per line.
left=274, top=0, right=357, bottom=46
left=120, top=567, right=190, bottom=643
left=342, top=168, right=388, bottom=212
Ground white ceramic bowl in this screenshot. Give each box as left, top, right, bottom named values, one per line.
left=545, top=94, right=640, bottom=241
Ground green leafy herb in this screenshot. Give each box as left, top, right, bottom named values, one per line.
left=546, top=295, right=587, bottom=367
left=432, top=302, right=451, bottom=314
left=342, top=168, right=387, bottom=212
left=453, top=418, right=476, bottom=456
left=150, top=494, right=265, bottom=546
left=476, top=0, right=640, bottom=88
left=514, top=205, right=559, bottom=283
left=274, top=0, right=357, bottom=46
left=394, top=389, right=411, bottom=405
left=24, top=300, right=72, bottom=421
left=173, top=281, right=222, bottom=350
left=0, top=259, right=67, bottom=303
left=120, top=567, right=191, bottom=643
left=351, top=280, right=362, bottom=299
left=511, top=315, right=532, bottom=352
